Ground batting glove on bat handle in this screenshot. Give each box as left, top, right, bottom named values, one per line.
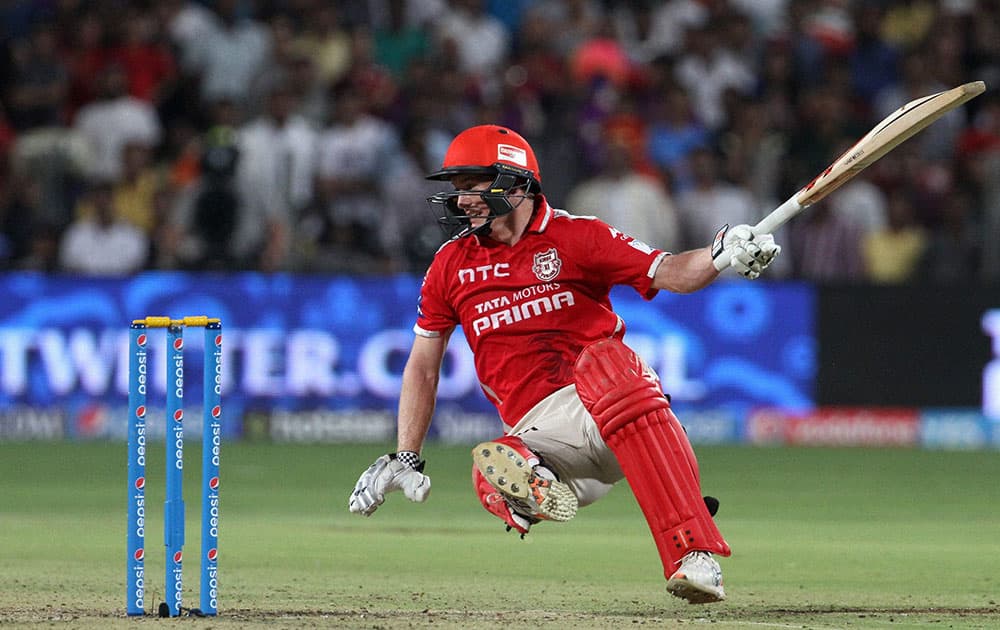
left=711, top=224, right=782, bottom=279
left=348, top=452, right=431, bottom=516
left=711, top=224, right=732, bottom=271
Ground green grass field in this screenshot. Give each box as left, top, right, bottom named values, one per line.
left=1, top=441, right=998, bottom=629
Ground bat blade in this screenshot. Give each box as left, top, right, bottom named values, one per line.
left=754, top=80, right=985, bottom=235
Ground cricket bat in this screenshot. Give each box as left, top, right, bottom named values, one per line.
left=714, top=80, right=986, bottom=270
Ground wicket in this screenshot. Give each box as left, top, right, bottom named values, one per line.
left=127, top=316, right=222, bottom=617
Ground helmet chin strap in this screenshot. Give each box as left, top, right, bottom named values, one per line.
left=449, top=217, right=495, bottom=239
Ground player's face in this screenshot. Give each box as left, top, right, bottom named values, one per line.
left=451, top=175, right=494, bottom=231
left=450, top=175, right=531, bottom=240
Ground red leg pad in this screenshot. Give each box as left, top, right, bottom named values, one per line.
left=471, top=436, right=537, bottom=535
left=574, top=339, right=730, bottom=574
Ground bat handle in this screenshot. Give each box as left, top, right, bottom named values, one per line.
left=754, top=195, right=803, bottom=234
left=712, top=195, right=803, bottom=272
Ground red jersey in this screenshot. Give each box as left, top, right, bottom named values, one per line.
left=415, top=197, right=667, bottom=426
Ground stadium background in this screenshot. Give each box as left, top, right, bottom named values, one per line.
left=0, top=0, right=998, bottom=446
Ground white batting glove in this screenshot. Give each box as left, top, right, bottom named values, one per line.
left=349, top=452, right=431, bottom=516
left=711, top=224, right=781, bottom=279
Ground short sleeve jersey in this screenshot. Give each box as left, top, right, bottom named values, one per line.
left=415, top=198, right=667, bottom=426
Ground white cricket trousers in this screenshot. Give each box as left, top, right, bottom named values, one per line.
left=506, top=384, right=624, bottom=506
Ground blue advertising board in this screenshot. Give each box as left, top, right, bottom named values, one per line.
left=0, top=272, right=815, bottom=443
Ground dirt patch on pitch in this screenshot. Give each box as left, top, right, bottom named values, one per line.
left=4, top=605, right=1000, bottom=629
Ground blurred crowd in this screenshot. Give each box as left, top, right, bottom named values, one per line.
left=0, top=0, right=998, bottom=283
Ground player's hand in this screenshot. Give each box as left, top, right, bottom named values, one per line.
left=711, top=224, right=781, bottom=279
left=348, top=452, right=431, bottom=516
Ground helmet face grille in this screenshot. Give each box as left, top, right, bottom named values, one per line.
left=426, top=168, right=535, bottom=239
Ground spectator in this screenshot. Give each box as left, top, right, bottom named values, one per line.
left=718, top=8, right=759, bottom=69
left=184, top=0, right=272, bottom=109
left=752, top=39, right=798, bottom=134
left=611, top=0, right=707, bottom=64
left=315, top=80, right=398, bottom=257
left=5, top=23, right=68, bottom=131
left=788, top=202, right=865, bottom=282
left=8, top=124, right=89, bottom=231
left=569, top=18, right=634, bottom=90
left=0, top=175, right=42, bottom=268
left=109, top=7, right=177, bottom=105
left=828, top=176, right=888, bottom=238
left=967, top=96, right=1000, bottom=282
left=881, top=0, right=936, bottom=50
left=673, top=23, right=755, bottom=131
left=365, top=0, right=447, bottom=31
left=953, top=90, right=1000, bottom=282
left=248, top=14, right=300, bottom=116
left=59, top=179, right=149, bottom=275
left=567, top=138, right=679, bottom=250
left=111, top=140, right=164, bottom=236
left=799, top=0, right=855, bottom=60
left=981, top=150, right=1000, bottom=282
left=675, top=147, right=758, bottom=251
left=435, top=0, right=510, bottom=76
left=73, top=63, right=161, bottom=182
left=285, top=53, right=330, bottom=128
left=486, top=0, right=534, bottom=37
left=862, top=190, right=927, bottom=284
left=0, top=103, right=15, bottom=193
left=783, top=84, right=860, bottom=199
left=718, top=97, right=785, bottom=208
left=234, top=75, right=319, bottom=271
left=71, top=139, right=162, bottom=239
left=342, top=27, right=399, bottom=119
left=17, top=222, right=62, bottom=273
left=290, top=5, right=352, bottom=89
left=379, top=121, right=453, bottom=271
left=530, top=0, right=604, bottom=59
left=509, top=6, right=572, bottom=112
left=728, top=0, right=786, bottom=39
left=63, top=10, right=109, bottom=118
left=848, top=5, right=899, bottom=104
left=822, top=139, right=888, bottom=239
left=166, top=128, right=243, bottom=270
left=921, top=189, right=981, bottom=284
left=874, top=51, right=963, bottom=161
left=158, top=0, right=219, bottom=66
left=965, top=2, right=1000, bottom=89
left=646, top=86, right=711, bottom=194
left=374, top=0, right=430, bottom=79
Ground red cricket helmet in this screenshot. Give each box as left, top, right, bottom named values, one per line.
left=426, top=125, right=542, bottom=238
left=426, top=125, right=542, bottom=188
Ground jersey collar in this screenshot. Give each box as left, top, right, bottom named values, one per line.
left=525, top=195, right=553, bottom=234
left=472, top=195, right=553, bottom=247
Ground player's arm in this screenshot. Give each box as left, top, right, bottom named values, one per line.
left=653, top=223, right=783, bottom=293
left=348, top=330, right=451, bottom=516
left=397, top=331, right=451, bottom=452
left=651, top=247, right=719, bottom=293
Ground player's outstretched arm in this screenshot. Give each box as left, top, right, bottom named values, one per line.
left=652, top=224, right=781, bottom=292
left=348, top=332, right=450, bottom=516
left=395, top=332, right=451, bottom=452
left=652, top=247, right=720, bottom=293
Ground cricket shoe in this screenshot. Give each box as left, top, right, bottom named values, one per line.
left=666, top=551, right=726, bottom=604
left=472, top=440, right=578, bottom=523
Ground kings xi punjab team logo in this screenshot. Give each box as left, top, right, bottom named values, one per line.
left=532, top=248, right=562, bottom=281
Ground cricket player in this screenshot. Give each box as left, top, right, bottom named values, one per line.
left=349, top=125, right=780, bottom=603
